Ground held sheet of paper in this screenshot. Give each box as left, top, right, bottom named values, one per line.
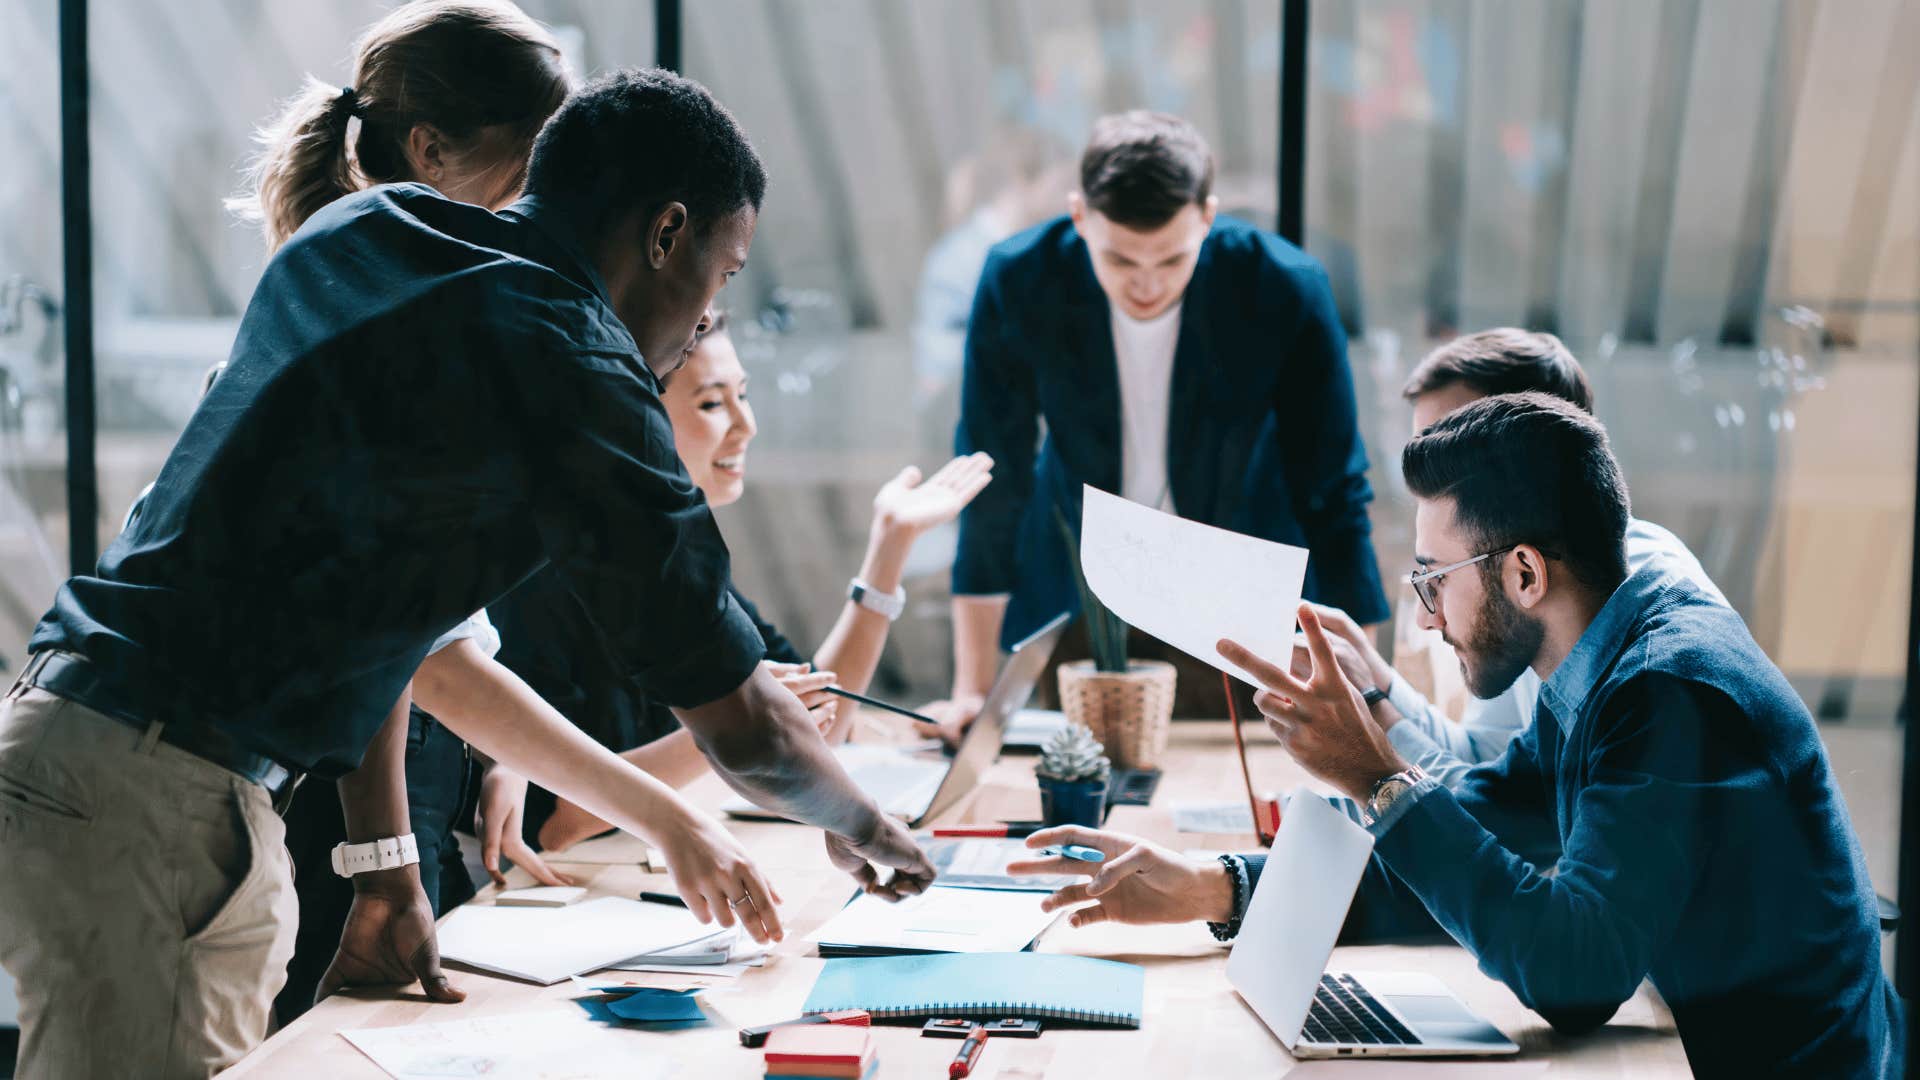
left=1079, top=485, right=1310, bottom=687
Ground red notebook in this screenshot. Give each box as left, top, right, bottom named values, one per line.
left=763, top=1025, right=873, bottom=1066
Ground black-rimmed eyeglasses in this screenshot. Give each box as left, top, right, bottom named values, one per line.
left=1407, top=545, right=1519, bottom=615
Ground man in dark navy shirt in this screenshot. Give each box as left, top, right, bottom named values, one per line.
left=0, top=69, right=931, bottom=1077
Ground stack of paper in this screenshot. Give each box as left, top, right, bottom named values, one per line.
left=764, top=1026, right=878, bottom=1080
left=806, top=885, right=1060, bottom=957
left=609, top=925, right=773, bottom=977
left=436, top=896, right=729, bottom=984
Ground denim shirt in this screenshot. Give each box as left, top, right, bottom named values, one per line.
left=1244, top=563, right=1900, bottom=1078
left=1383, top=516, right=1727, bottom=787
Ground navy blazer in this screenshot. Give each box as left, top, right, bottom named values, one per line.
left=952, top=214, right=1389, bottom=646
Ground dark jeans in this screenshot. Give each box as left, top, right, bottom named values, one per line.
left=274, top=708, right=476, bottom=1025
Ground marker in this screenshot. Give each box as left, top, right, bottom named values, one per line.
left=1037, top=844, right=1106, bottom=863
left=738, top=1010, right=871, bottom=1048
left=948, top=1024, right=988, bottom=1078
left=822, top=685, right=942, bottom=727
left=638, top=891, right=687, bottom=908
left=932, top=823, right=1044, bottom=839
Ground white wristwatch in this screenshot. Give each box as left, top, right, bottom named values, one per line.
left=848, top=577, right=906, bottom=621
left=331, top=833, right=420, bottom=878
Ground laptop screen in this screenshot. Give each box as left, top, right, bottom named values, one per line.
left=1225, top=790, right=1377, bottom=1048
left=917, top=612, right=1070, bottom=824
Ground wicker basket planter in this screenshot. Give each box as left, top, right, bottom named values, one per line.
left=1056, top=659, right=1177, bottom=770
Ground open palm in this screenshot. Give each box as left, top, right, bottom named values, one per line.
left=871, top=452, right=994, bottom=535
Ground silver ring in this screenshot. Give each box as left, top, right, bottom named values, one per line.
left=728, top=892, right=755, bottom=909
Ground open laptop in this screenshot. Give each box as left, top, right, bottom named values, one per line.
left=1227, top=790, right=1520, bottom=1059
left=725, top=613, right=1069, bottom=829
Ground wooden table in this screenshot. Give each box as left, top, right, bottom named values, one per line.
left=225, top=723, right=1688, bottom=1077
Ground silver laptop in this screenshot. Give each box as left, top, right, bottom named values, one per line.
left=1227, top=790, right=1519, bottom=1059
left=726, top=613, right=1069, bottom=828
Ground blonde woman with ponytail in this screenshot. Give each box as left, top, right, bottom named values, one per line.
left=236, top=0, right=569, bottom=249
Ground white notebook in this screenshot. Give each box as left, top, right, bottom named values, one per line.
left=436, top=896, right=728, bottom=985
left=806, top=884, right=1061, bottom=956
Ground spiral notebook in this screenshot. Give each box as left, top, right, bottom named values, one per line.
left=801, top=953, right=1144, bottom=1028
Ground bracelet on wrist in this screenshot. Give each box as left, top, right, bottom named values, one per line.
left=1207, top=855, right=1248, bottom=941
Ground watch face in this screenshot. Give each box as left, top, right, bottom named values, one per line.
left=1370, top=779, right=1409, bottom=819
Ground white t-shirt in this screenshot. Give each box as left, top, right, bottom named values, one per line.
left=1111, top=302, right=1182, bottom=512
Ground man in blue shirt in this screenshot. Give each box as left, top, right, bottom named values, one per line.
left=1017, top=393, right=1901, bottom=1076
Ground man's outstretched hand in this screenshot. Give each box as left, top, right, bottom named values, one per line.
left=315, top=868, right=464, bottom=1006
left=824, top=814, right=937, bottom=901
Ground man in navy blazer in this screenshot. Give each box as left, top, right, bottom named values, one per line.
left=940, top=111, right=1388, bottom=724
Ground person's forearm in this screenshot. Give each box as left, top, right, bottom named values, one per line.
left=950, top=593, right=1008, bottom=698
left=338, top=688, right=414, bottom=842
left=547, top=730, right=711, bottom=844
left=413, top=644, right=705, bottom=852
left=673, top=664, right=890, bottom=843
left=812, top=524, right=916, bottom=694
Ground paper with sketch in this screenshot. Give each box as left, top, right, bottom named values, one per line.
left=1080, top=485, right=1309, bottom=687
left=341, top=1010, right=677, bottom=1080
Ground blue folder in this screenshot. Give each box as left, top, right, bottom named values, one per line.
left=802, top=953, right=1144, bottom=1028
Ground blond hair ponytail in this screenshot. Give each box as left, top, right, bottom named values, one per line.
left=231, top=0, right=569, bottom=252
left=231, top=77, right=361, bottom=251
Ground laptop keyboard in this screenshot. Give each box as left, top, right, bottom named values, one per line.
left=1301, top=974, right=1422, bottom=1047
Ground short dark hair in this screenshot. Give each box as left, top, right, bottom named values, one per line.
left=1402, top=328, right=1593, bottom=414
left=1402, top=392, right=1630, bottom=596
left=525, top=68, right=766, bottom=234
left=1079, top=111, right=1214, bottom=229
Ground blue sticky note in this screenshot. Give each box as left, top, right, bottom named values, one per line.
left=605, top=988, right=707, bottom=1024
left=575, top=996, right=622, bottom=1024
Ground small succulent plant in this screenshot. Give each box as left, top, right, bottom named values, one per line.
left=1038, top=722, right=1111, bottom=784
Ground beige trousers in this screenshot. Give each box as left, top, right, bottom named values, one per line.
left=0, top=686, right=298, bottom=1079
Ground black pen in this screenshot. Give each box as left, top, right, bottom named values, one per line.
left=823, top=685, right=941, bottom=727
left=638, top=890, right=687, bottom=908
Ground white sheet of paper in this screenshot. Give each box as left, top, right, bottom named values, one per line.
left=1080, top=485, right=1309, bottom=686
left=1171, top=800, right=1256, bottom=834
left=806, top=884, right=1060, bottom=953
left=340, top=1010, right=677, bottom=1080
left=494, top=885, right=587, bottom=907
left=1002, top=707, right=1069, bottom=748
left=436, top=896, right=727, bottom=985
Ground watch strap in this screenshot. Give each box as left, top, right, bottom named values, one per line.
left=848, top=577, right=906, bottom=621
left=1361, top=686, right=1389, bottom=707
left=331, top=833, right=420, bottom=877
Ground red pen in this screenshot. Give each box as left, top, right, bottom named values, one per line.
left=949, top=1024, right=988, bottom=1078
left=933, top=823, right=1044, bottom=839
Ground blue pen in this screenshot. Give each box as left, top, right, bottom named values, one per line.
left=1038, top=844, right=1106, bottom=863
